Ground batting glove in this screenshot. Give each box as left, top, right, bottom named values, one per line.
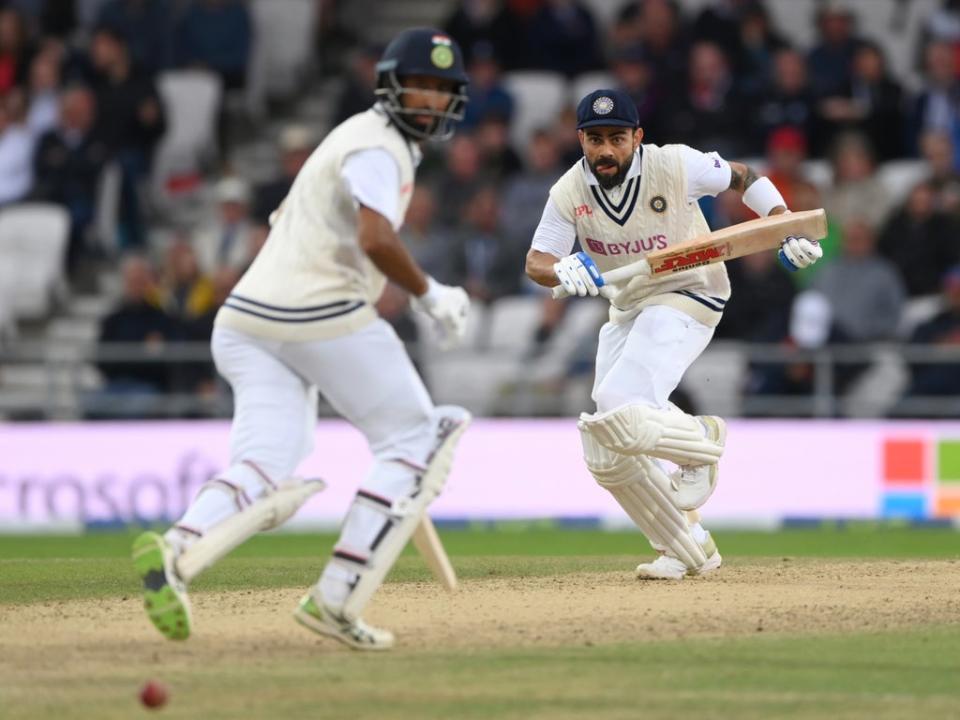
left=412, top=276, right=470, bottom=350
left=778, top=235, right=822, bottom=272
left=554, top=252, right=604, bottom=297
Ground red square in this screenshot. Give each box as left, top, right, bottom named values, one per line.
left=883, top=439, right=926, bottom=484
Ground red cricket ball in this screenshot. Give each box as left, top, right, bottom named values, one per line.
left=139, top=680, right=168, bottom=709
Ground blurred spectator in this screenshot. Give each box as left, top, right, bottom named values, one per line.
left=730, top=2, right=788, bottom=100
left=500, top=128, right=560, bottom=245
left=823, top=132, right=892, bottom=230
left=660, top=41, right=747, bottom=158
left=332, top=44, right=379, bottom=126
left=252, top=124, right=314, bottom=227
left=878, top=181, right=960, bottom=296
left=32, top=85, right=108, bottom=275
left=443, top=0, right=516, bottom=67
left=25, top=44, right=60, bottom=136
left=908, top=40, right=960, bottom=158
left=313, top=0, right=360, bottom=79
left=764, top=126, right=815, bottom=211
left=475, top=113, right=522, bottom=180
left=610, top=44, right=663, bottom=139
left=160, top=237, right=214, bottom=322
left=616, top=0, right=690, bottom=86
left=451, top=185, right=521, bottom=300
left=527, top=0, right=603, bottom=77
left=752, top=48, right=817, bottom=156
left=918, top=0, right=960, bottom=67
left=0, top=6, right=33, bottom=94
left=97, top=0, right=173, bottom=73
left=692, top=0, right=749, bottom=58
left=34, top=0, right=76, bottom=38
left=906, top=264, right=960, bottom=398
left=461, top=42, right=513, bottom=130
left=94, top=254, right=174, bottom=407
left=89, top=26, right=166, bottom=248
left=550, top=104, right=581, bottom=167
left=193, top=176, right=256, bottom=273
left=816, top=41, right=904, bottom=160
left=174, top=0, right=250, bottom=90
left=434, top=133, right=486, bottom=226
left=807, top=2, right=864, bottom=99
left=920, top=130, right=960, bottom=211
left=399, top=185, right=455, bottom=283
left=716, top=251, right=796, bottom=342
left=812, top=217, right=906, bottom=342
left=0, top=90, right=36, bottom=205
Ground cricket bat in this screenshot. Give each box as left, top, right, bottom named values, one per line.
left=412, top=515, right=457, bottom=591
left=551, top=208, right=827, bottom=299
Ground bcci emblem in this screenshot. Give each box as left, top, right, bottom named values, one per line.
left=430, top=35, right=454, bottom=69
left=650, top=195, right=667, bottom=213
left=592, top=96, right=614, bottom=115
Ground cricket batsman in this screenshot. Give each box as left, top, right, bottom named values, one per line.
left=132, top=28, right=472, bottom=650
left=525, top=89, right=823, bottom=579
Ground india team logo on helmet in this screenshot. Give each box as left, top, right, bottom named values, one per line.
left=592, top=96, right=615, bottom=115
left=430, top=35, right=454, bottom=69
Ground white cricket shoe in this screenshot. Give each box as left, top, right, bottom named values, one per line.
left=670, top=415, right=726, bottom=510
left=635, top=535, right=722, bottom=580
left=294, top=593, right=394, bottom=651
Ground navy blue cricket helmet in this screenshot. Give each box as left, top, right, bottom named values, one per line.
left=375, top=27, right=469, bottom=141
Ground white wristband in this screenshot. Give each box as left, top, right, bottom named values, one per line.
left=742, top=176, right=787, bottom=217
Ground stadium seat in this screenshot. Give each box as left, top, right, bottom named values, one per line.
left=0, top=203, right=70, bottom=321
left=152, top=70, right=223, bottom=202
left=897, top=294, right=943, bottom=339
left=878, top=160, right=928, bottom=206
left=502, top=71, right=567, bottom=148
left=246, top=0, right=317, bottom=117
left=570, top=72, right=617, bottom=105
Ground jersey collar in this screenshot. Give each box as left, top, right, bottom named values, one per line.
left=580, top=147, right=642, bottom=187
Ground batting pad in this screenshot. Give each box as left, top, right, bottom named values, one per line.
left=580, top=428, right=708, bottom=569
left=578, top=402, right=723, bottom=466
left=333, top=406, right=471, bottom=620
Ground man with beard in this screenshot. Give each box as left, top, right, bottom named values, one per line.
left=525, top=89, right=822, bottom=580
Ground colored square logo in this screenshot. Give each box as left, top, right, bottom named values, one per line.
left=934, top=492, right=960, bottom=517
left=881, top=492, right=927, bottom=519
left=937, top=440, right=960, bottom=484
left=883, top=439, right=925, bottom=485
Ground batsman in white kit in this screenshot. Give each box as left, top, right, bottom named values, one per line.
left=132, top=28, right=472, bottom=650
left=526, top=89, right=823, bottom=580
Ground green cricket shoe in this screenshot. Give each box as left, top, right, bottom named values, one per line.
left=293, top=593, right=394, bottom=651
left=131, top=531, right=191, bottom=641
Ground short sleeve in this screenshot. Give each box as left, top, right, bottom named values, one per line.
left=341, top=148, right=401, bottom=227
left=680, top=145, right=732, bottom=202
left=530, top=197, right=577, bottom=257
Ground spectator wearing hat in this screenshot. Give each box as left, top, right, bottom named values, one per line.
left=764, top=126, right=815, bottom=211
left=252, top=124, right=314, bottom=227
left=193, top=176, right=256, bottom=274
left=905, top=264, right=960, bottom=400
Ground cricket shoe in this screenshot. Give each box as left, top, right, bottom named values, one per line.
left=294, top=593, right=394, bottom=651
left=635, top=534, right=722, bottom=581
left=670, top=415, right=726, bottom=511
left=131, top=531, right=191, bottom=640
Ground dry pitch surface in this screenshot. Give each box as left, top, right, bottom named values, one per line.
left=3, top=556, right=960, bottom=719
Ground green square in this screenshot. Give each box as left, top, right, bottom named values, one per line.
left=937, top=440, right=960, bottom=483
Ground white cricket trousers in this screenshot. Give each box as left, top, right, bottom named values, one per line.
left=175, top=320, right=435, bottom=540
left=592, top=305, right=714, bottom=413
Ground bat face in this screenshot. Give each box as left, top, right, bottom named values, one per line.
left=649, top=243, right=730, bottom=275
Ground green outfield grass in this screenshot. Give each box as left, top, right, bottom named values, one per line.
left=2, top=528, right=959, bottom=720
left=0, top=527, right=958, bottom=605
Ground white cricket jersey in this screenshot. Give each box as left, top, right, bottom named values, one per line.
left=533, top=144, right=733, bottom=327
left=215, top=106, right=418, bottom=341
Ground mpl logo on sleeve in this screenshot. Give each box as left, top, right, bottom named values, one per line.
left=650, top=244, right=728, bottom=273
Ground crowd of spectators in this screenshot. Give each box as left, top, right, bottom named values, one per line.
left=3, top=0, right=960, bottom=417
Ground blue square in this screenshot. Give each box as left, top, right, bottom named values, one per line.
left=881, top=492, right=928, bottom=519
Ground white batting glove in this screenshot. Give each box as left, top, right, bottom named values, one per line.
left=411, top=276, right=470, bottom=350
left=554, top=251, right=604, bottom=297
left=778, top=235, right=823, bottom=272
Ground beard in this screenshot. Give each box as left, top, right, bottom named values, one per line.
left=588, top=154, right=632, bottom=190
